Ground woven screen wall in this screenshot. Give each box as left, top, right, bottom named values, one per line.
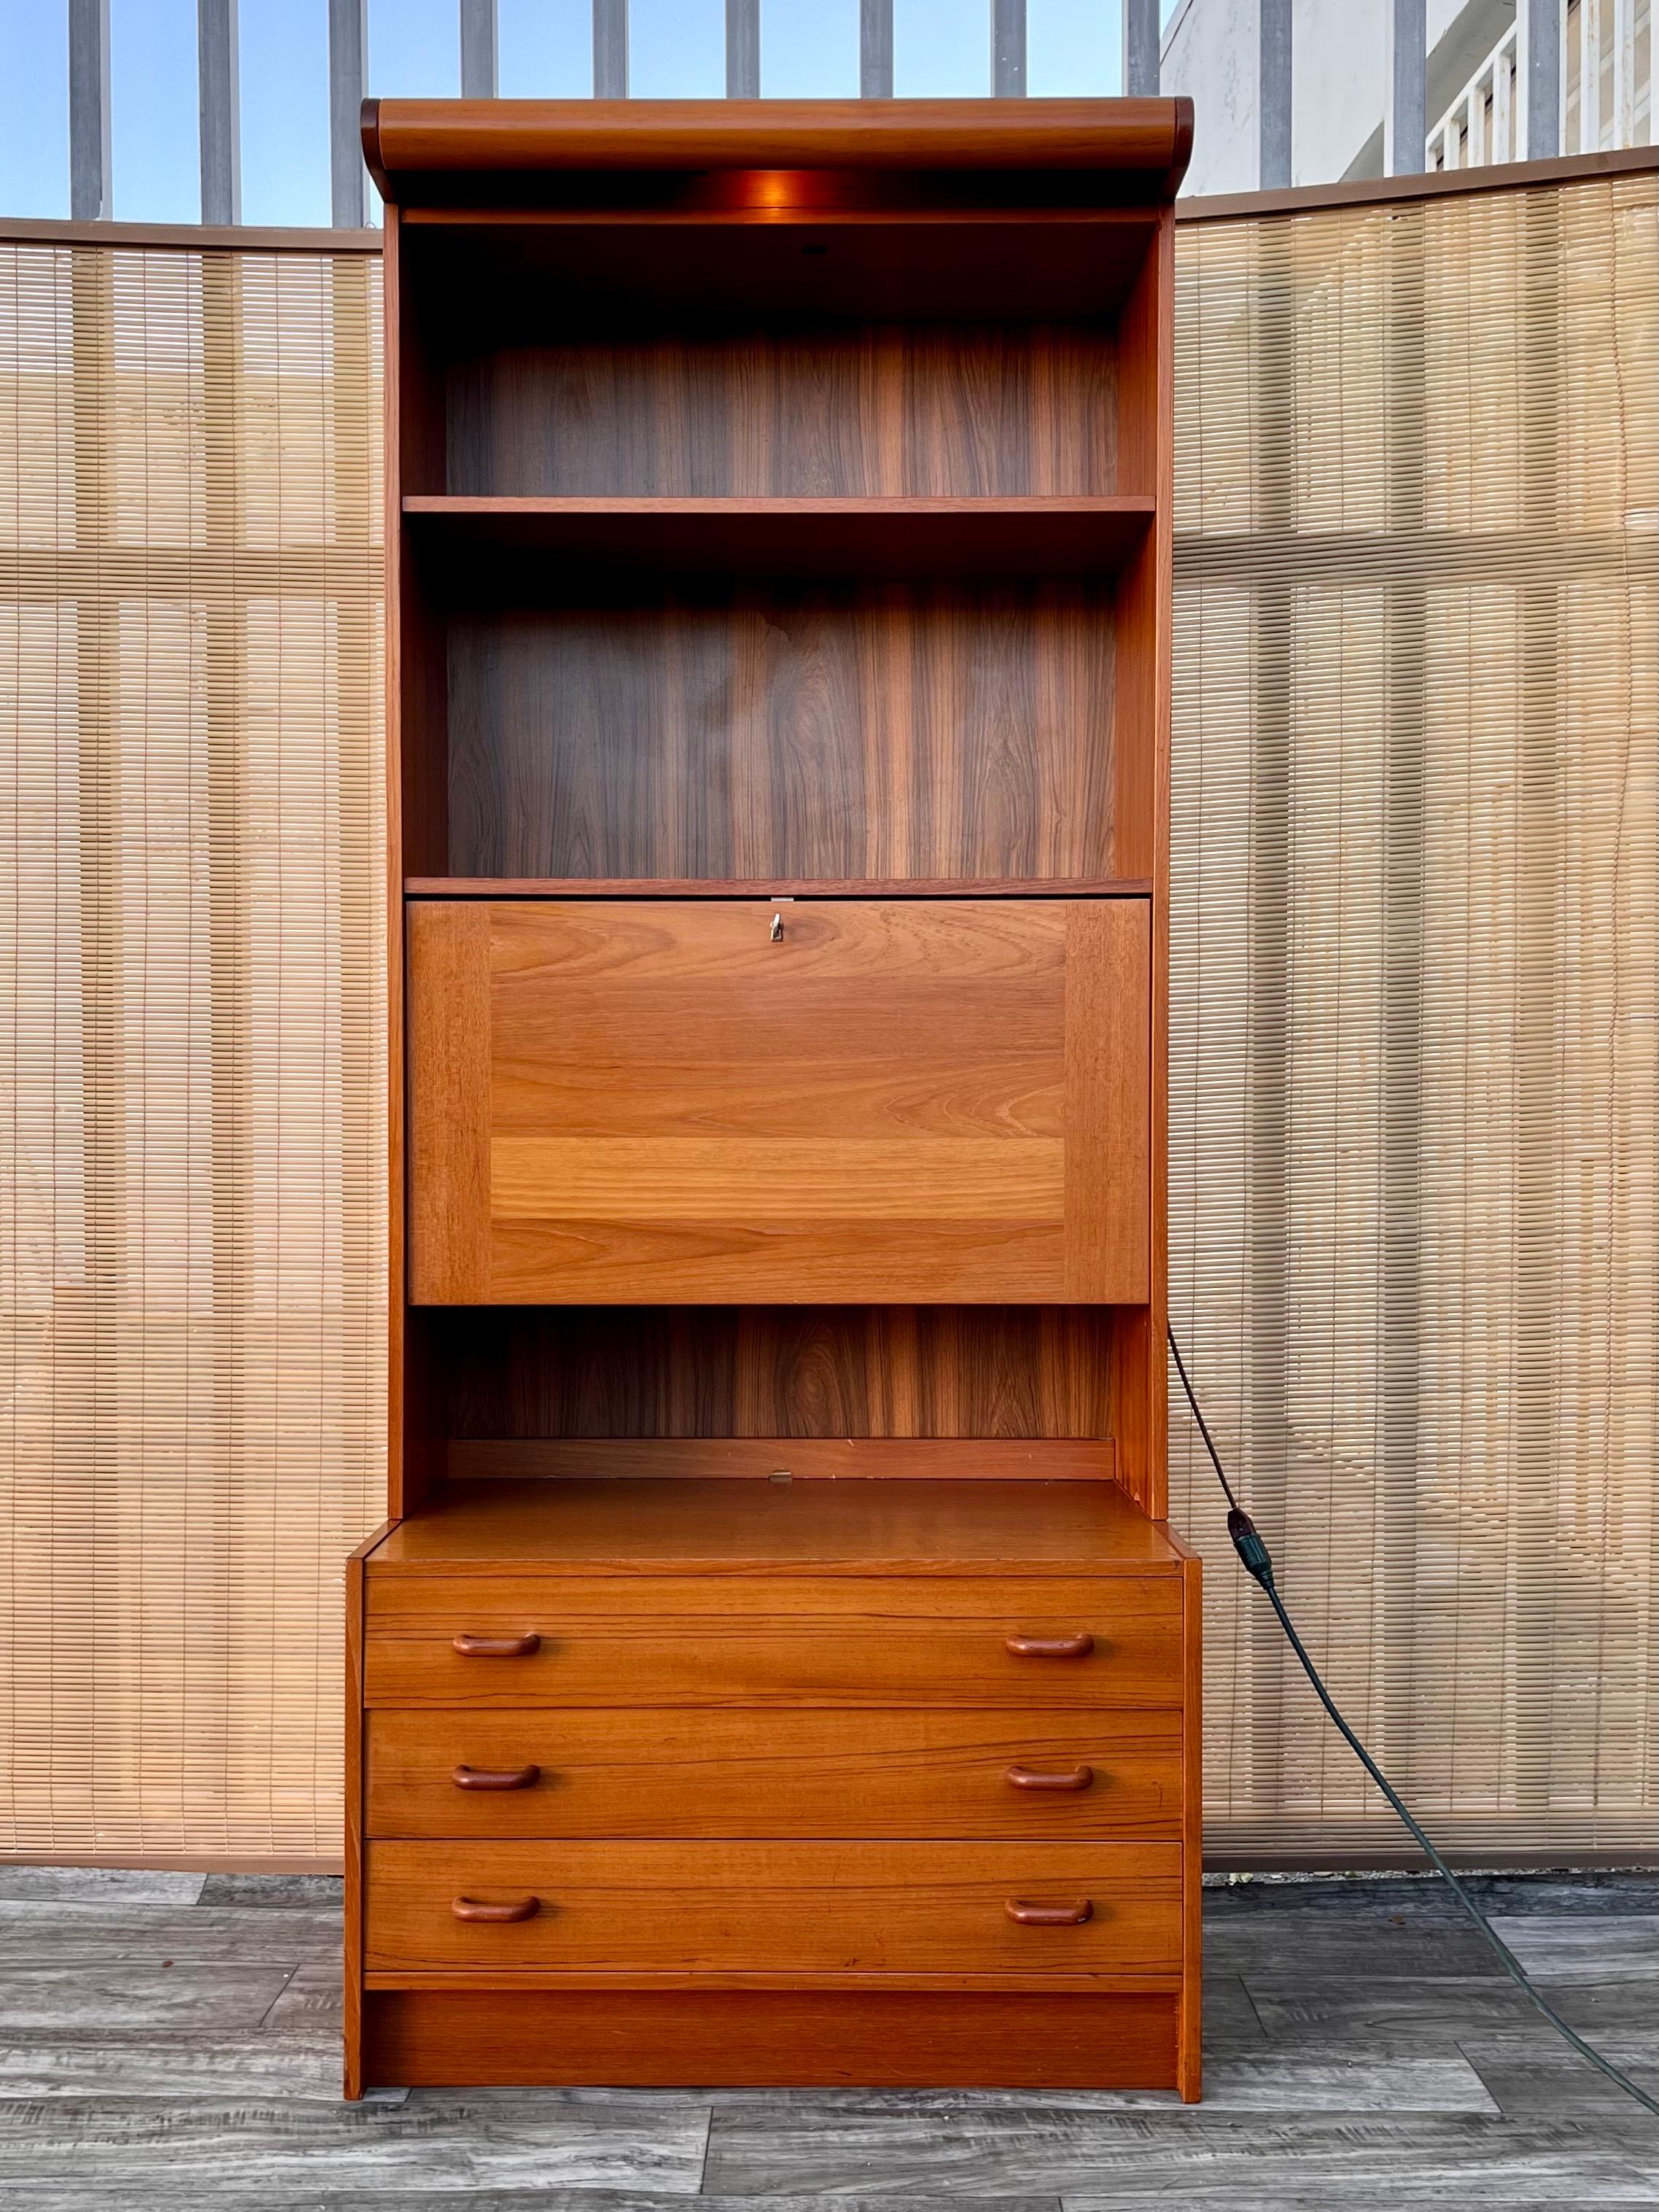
left=0, top=171, right=1654, bottom=1866
left=0, top=241, right=384, bottom=1862
left=1168, top=170, right=1658, bottom=1859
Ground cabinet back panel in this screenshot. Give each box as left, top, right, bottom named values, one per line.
left=447, top=325, right=1116, bottom=499
left=444, top=1305, right=1115, bottom=1440
left=446, top=583, right=1117, bottom=882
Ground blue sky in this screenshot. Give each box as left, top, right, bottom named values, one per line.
left=0, top=1, right=1181, bottom=225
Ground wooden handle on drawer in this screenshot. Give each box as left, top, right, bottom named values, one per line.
left=1004, top=1762, right=1095, bottom=1792
left=451, top=1632, right=540, bottom=1658
left=1005, top=1898, right=1094, bottom=1926
left=451, top=1894, right=540, bottom=1923
left=1004, top=1631, right=1095, bottom=1659
left=451, top=1763, right=540, bottom=1792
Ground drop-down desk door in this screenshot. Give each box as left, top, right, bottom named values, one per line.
left=406, top=899, right=1148, bottom=1305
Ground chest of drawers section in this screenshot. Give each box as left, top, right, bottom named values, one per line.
left=357, top=1533, right=1197, bottom=2032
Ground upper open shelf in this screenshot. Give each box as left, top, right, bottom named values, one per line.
left=403, top=494, right=1155, bottom=582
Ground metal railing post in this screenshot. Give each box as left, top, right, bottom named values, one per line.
left=329, top=0, right=369, bottom=226
left=594, top=0, right=627, bottom=98
left=1123, top=0, right=1160, bottom=96
left=727, top=0, right=760, bottom=98
left=69, top=0, right=112, bottom=220
left=992, top=0, right=1026, bottom=96
left=199, top=0, right=241, bottom=225
left=1385, top=0, right=1427, bottom=174
left=460, top=0, right=498, bottom=98
left=861, top=0, right=893, bottom=98
left=1259, top=0, right=1292, bottom=187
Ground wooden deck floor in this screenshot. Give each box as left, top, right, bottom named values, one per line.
left=0, top=1868, right=1652, bottom=2206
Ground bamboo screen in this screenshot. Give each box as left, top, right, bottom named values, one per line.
left=1, top=171, right=1655, bottom=1867
left=0, top=241, right=384, bottom=1862
left=1168, top=170, right=1658, bottom=1859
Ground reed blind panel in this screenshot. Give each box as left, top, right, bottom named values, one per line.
left=1, top=174, right=1654, bottom=1865
left=1169, top=171, right=1658, bottom=1860
left=0, top=243, right=384, bottom=1862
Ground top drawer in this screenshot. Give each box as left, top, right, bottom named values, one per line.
left=407, top=899, right=1149, bottom=1305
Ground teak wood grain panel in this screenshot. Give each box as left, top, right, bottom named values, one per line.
left=365, top=1839, right=1182, bottom=1974
left=446, top=325, right=1117, bottom=499
left=362, top=1577, right=1183, bottom=1710
left=443, top=583, right=1119, bottom=882
left=407, top=900, right=1149, bottom=1304
left=364, top=1476, right=1185, bottom=1572
left=446, top=1305, right=1119, bottom=1440
left=362, top=1984, right=1178, bottom=2089
left=366, top=1706, right=1182, bottom=1839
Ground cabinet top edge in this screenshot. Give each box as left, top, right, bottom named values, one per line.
left=365, top=99, right=1194, bottom=201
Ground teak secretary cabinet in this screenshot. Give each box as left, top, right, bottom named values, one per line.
left=347, top=95, right=1199, bottom=2100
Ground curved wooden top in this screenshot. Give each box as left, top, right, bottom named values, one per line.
left=362, top=97, right=1193, bottom=198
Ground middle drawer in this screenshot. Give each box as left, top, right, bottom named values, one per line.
left=367, top=1707, right=1183, bottom=1839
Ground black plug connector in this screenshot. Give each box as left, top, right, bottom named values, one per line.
left=1226, top=1505, right=1275, bottom=1592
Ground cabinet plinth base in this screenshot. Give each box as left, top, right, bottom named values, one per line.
left=360, top=1987, right=1186, bottom=2095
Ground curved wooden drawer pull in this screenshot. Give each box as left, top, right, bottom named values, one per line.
left=451, top=1763, right=541, bottom=1792
left=1005, top=1762, right=1095, bottom=1792
left=451, top=1632, right=540, bottom=1658
left=451, top=1894, right=540, bottom=1923
left=1004, top=1631, right=1095, bottom=1659
left=1006, top=1898, right=1094, bottom=1927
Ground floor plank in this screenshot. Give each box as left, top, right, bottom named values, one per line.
left=0, top=1902, right=341, bottom=1965
left=0, top=2092, right=712, bottom=2191
left=0, top=1965, right=293, bottom=2033
left=702, top=2108, right=1652, bottom=2200
left=1486, top=1914, right=1659, bottom=1984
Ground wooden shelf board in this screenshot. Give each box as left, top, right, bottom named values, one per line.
left=367, top=1476, right=1184, bottom=1576
left=405, top=877, right=1154, bottom=901
left=403, top=494, right=1156, bottom=581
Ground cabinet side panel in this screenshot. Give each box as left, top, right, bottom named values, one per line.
left=1178, top=1552, right=1203, bottom=2100
left=407, top=903, right=492, bottom=1301
left=1063, top=901, right=1151, bottom=1302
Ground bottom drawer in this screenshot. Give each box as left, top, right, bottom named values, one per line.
left=365, top=1840, right=1182, bottom=1976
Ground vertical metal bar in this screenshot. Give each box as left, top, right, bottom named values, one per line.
left=1246, top=216, right=1295, bottom=1808
left=861, top=0, right=893, bottom=98
left=460, top=0, right=498, bottom=97
left=992, top=0, right=1026, bottom=95
left=1380, top=200, right=1428, bottom=1800
left=1612, top=0, right=1634, bottom=144
left=198, top=0, right=241, bottom=225
left=1123, top=0, right=1160, bottom=96
left=1259, top=0, right=1292, bottom=187
left=330, top=0, right=369, bottom=227
left=1522, top=0, right=1559, bottom=160
left=727, top=0, right=760, bottom=97
left=1385, top=0, right=1427, bottom=174
left=69, top=0, right=112, bottom=220
left=1582, top=0, right=1604, bottom=147
left=594, top=0, right=627, bottom=97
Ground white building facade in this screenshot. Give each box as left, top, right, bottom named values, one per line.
left=1162, top=0, right=1654, bottom=193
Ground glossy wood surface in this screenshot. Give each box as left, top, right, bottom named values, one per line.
left=365, top=98, right=1194, bottom=184
left=410, top=877, right=1151, bottom=898
left=444, top=1305, right=1121, bottom=1442
left=408, top=494, right=1153, bottom=580
left=365, top=1839, right=1181, bottom=1974
left=365, top=1706, right=1181, bottom=1839
left=446, top=1437, right=1116, bottom=1480
left=362, top=1582, right=1182, bottom=1712
left=367, top=98, right=1194, bottom=2100
left=444, top=324, right=1121, bottom=498
left=406, top=901, right=1149, bottom=1304
left=366, top=1478, right=1186, bottom=1572
left=362, top=1984, right=1178, bottom=2088
left=443, top=585, right=1119, bottom=882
